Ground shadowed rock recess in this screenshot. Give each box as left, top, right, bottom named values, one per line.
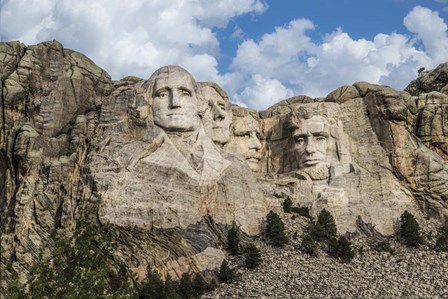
left=1, top=41, right=448, bottom=294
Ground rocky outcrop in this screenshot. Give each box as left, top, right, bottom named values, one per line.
left=2, top=41, right=448, bottom=294
left=0, top=40, right=112, bottom=290
left=405, top=63, right=448, bottom=96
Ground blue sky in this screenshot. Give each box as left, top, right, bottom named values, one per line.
left=1, top=0, right=448, bottom=110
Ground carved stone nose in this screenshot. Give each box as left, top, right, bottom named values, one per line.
left=249, top=133, right=262, bottom=150
left=170, top=91, right=181, bottom=108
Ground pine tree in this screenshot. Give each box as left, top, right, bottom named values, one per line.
left=218, top=260, right=236, bottom=283
left=300, top=234, right=317, bottom=255
left=265, top=211, right=288, bottom=247
left=163, top=274, right=180, bottom=299
left=26, top=214, right=133, bottom=298
left=312, top=209, right=337, bottom=241
left=139, top=267, right=165, bottom=299
left=334, top=235, right=355, bottom=262
left=192, top=274, right=210, bottom=296
left=283, top=197, right=293, bottom=213
left=227, top=222, right=240, bottom=255
left=244, top=243, right=262, bottom=269
left=398, top=211, right=422, bottom=247
left=178, top=272, right=194, bottom=298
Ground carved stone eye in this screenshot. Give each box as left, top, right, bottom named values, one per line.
left=156, top=90, right=169, bottom=98
left=179, top=89, right=191, bottom=96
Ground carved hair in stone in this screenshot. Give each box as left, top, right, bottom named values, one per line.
left=199, top=82, right=233, bottom=146
left=225, top=107, right=263, bottom=172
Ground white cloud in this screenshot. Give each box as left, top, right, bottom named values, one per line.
left=234, top=74, right=294, bottom=110
left=404, top=6, right=448, bottom=63
left=229, top=6, right=448, bottom=108
left=0, top=0, right=266, bottom=81
left=1, top=2, right=447, bottom=111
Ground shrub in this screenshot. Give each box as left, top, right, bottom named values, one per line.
left=227, top=222, right=240, bottom=255
left=312, top=209, right=337, bottom=241
left=373, top=241, right=394, bottom=254
left=218, top=260, right=236, bottom=283
left=178, top=273, right=194, bottom=298
left=265, top=211, right=288, bottom=247
left=291, top=207, right=314, bottom=220
left=398, top=211, right=422, bottom=247
left=436, top=223, right=448, bottom=251
left=26, top=214, right=133, bottom=299
left=139, top=268, right=167, bottom=299
left=283, top=197, right=293, bottom=213
left=244, top=243, right=262, bottom=269
left=300, top=234, right=317, bottom=255
left=192, top=274, right=212, bottom=295
left=163, top=274, right=181, bottom=299
left=328, top=235, right=355, bottom=262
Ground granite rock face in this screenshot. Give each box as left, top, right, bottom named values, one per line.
left=2, top=41, right=448, bottom=291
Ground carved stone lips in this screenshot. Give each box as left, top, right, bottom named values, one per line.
left=304, top=158, right=322, bottom=165
left=247, top=157, right=260, bottom=162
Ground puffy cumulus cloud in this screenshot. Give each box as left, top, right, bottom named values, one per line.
left=234, top=74, right=294, bottom=110
left=230, top=6, right=448, bottom=107
left=231, top=19, right=316, bottom=81
left=0, top=0, right=266, bottom=80
left=404, top=6, right=448, bottom=63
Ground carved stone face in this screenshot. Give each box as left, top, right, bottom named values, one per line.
left=151, top=68, right=201, bottom=132
left=226, top=115, right=262, bottom=172
left=202, top=85, right=232, bottom=146
left=292, top=115, right=330, bottom=170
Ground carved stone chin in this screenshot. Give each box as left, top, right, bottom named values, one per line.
left=296, top=163, right=330, bottom=180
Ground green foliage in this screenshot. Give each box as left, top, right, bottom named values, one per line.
left=244, top=243, right=262, bottom=269
left=373, top=241, right=395, bottom=254
left=139, top=267, right=168, bottom=299
left=300, top=234, right=317, bottom=255
left=227, top=222, right=240, bottom=255
left=283, top=197, right=293, bottom=213
left=25, top=214, right=133, bottom=299
left=265, top=211, right=288, bottom=247
left=291, top=207, right=314, bottom=220
left=178, top=273, right=195, bottom=298
left=192, top=273, right=214, bottom=295
left=436, top=223, right=448, bottom=251
left=417, top=67, right=425, bottom=77
left=218, top=260, right=236, bottom=283
left=328, top=235, right=355, bottom=262
left=398, top=211, right=422, bottom=247
left=5, top=274, right=26, bottom=299
left=164, top=274, right=181, bottom=299
left=312, top=209, right=337, bottom=241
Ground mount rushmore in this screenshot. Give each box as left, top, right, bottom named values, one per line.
left=1, top=40, right=448, bottom=289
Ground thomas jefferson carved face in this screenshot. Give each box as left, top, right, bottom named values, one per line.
left=151, top=66, right=201, bottom=132
left=202, top=84, right=232, bottom=146
left=292, top=115, right=330, bottom=170
left=226, top=115, right=262, bottom=172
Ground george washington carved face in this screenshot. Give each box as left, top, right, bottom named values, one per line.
left=149, top=66, right=202, bottom=132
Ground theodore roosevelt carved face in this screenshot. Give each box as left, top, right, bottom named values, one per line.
left=226, top=114, right=262, bottom=172
left=149, top=65, right=201, bottom=132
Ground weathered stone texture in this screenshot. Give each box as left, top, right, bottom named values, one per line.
left=2, top=41, right=448, bottom=294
